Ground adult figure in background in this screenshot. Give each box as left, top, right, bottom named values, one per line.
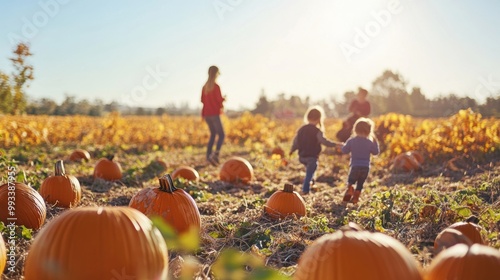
left=201, top=65, right=225, bottom=166
left=336, top=87, right=371, bottom=142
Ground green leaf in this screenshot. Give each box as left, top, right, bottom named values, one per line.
left=209, top=231, right=220, bottom=238
left=178, top=226, right=200, bottom=252
left=403, top=210, right=413, bottom=222
left=250, top=267, right=291, bottom=280
left=212, top=248, right=290, bottom=280
left=16, top=169, right=26, bottom=183
left=151, top=216, right=178, bottom=249
left=455, top=207, right=472, bottom=218
left=150, top=216, right=200, bottom=252
left=21, top=225, right=32, bottom=239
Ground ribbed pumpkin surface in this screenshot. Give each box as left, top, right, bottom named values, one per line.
left=39, top=160, right=81, bottom=208
left=294, top=230, right=422, bottom=280
left=434, top=228, right=472, bottom=255
left=393, top=152, right=421, bottom=171
left=0, top=182, right=47, bottom=230
left=93, top=156, right=122, bottom=181
left=24, top=206, right=168, bottom=280
left=425, top=244, right=500, bottom=280
left=448, top=221, right=485, bottom=245
left=129, top=175, right=201, bottom=234
left=69, top=149, right=90, bottom=162
left=219, top=156, right=254, bottom=184
left=171, top=166, right=200, bottom=181
left=265, top=184, right=306, bottom=220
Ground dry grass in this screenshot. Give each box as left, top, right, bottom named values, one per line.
left=1, top=145, right=499, bottom=279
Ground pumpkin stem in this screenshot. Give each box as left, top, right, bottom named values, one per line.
left=106, top=155, right=115, bottom=161
left=466, top=215, right=479, bottom=224
left=158, top=174, right=177, bottom=193
left=283, top=183, right=294, bottom=193
left=54, top=160, right=66, bottom=176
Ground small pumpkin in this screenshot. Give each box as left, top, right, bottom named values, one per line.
left=425, top=244, right=500, bottom=280
left=0, top=234, right=6, bottom=274
left=393, top=152, right=422, bottom=172
left=0, top=182, right=47, bottom=230
left=129, top=174, right=201, bottom=234
left=271, top=147, right=285, bottom=158
left=93, top=155, right=122, bottom=181
left=155, top=157, right=168, bottom=170
left=24, top=206, right=168, bottom=280
left=39, top=160, right=81, bottom=208
left=219, top=156, right=254, bottom=184
left=434, top=228, right=472, bottom=255
left=68, top=149, right=91, bottom=162
left=447, top=217, right=485, bottom=245
left=264, top=183, right=306, bottom=220
left=294, top=225, right=422, bottom=280
left=171, top=166, right=200, bottom=182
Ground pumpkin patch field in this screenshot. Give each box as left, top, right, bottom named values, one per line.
left=1, top=109, right=499, bottom=279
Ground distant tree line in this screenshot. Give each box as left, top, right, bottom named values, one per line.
left=1, top=44, right=498, bottom=117
left=17, top=70, right=500, bottom=118
left=26, top=97, right=113, bottom=116
left=253, top=70, right=500, bottom=118
left=25, top=97, right=201, bottom=116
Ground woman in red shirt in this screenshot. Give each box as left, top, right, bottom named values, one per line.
left=336, top=88, right=371, bottom=142
left=201, top=65, right=225, bottom=165
left=348, top=88, right=371, bottom=119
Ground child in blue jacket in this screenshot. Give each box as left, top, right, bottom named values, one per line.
left=341, top=117, right=379, bottom=205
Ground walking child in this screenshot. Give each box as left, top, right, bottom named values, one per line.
left=341, top=117, right=379, bottom=205
left=290, top=106, right=343, bottom=195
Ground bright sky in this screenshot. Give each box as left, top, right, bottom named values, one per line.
left=1, top=0, right=499, bottom=110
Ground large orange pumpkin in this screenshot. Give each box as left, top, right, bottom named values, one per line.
left=0, top=234, right=6, bottom=275
left=219, top=156, right=254, bottom=184
left=294, top=225, right=422, bottom=280
left=68, top=149, right=91, bottom=162
left=93, top=155, right=122, bottom=181
left=24, top=206, right=168, bottom=280
left=425, top=244, right=500, bottom=280
left=264, top=183, right=306, bottom=220
left=393, top=152, right=422, bottom=172
left=447, top=218, right=485, bottom=245
left=0, top=182, right=47, bottom=230
left=39, top=160, right=81, bottom=208
left=434, top=228, right=472, bottom=255
left=171, top=166, right=200, bottom=182
left=129, top=174, right=201, bottom=234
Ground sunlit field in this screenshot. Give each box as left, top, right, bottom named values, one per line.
left=1, top=109, right=499, bottom=279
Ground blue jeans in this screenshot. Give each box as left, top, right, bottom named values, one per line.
left=205, top=115, right=225, bottom=159
left=347, top=166, right=370, bottom=191
left=299, top=157, right=318, bottom=193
